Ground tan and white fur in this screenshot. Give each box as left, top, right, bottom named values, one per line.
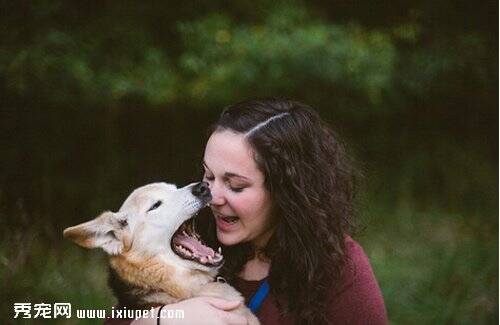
left=63, top=182, right=259, bottom=324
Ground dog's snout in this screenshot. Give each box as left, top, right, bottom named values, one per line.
left=192, top=182, right=211, bottom=199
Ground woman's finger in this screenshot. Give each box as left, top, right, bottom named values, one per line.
left=205, top=297, right=242, bottom=311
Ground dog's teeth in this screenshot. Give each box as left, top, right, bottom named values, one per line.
left=218, top=247, right=222, bottom=254
left=177, top=245, right=189, bottom=254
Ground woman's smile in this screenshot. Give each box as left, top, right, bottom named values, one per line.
left=214, top=212, right=241, bottom=231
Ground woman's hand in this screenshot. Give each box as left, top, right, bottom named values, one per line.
left=131, top=297, right=247, bottom=325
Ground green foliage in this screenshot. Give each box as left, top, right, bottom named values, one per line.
left=177, top=8, right=395, bottom=105
left=2, top=2, right=399, bottom=108
left=3, top=25, right=176, bottom=106
left=2, top=1, right=495, bottom=116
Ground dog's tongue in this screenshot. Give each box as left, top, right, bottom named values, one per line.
left=175, top=235, right=214, bottom=257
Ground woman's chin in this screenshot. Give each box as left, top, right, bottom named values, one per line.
left=216, top=229, right=244, bottom=246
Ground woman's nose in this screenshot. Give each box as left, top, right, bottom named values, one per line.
left=208, top=183, right=226, bottom=206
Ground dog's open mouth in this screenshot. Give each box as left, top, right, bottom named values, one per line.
left=171, top=217, right=223, bottom=267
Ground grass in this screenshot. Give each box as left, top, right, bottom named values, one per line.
left=1, top=232, right=114, bottom=324
left=359, top=205, right=498, bottom=324
left=1, top=205, right=497, bottom=324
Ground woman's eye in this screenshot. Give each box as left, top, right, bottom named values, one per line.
left=230, top=186, right=244, bottom=193
left=147, top=200, right=162, bottom=212
left=204, top=174, right=215, bottom=181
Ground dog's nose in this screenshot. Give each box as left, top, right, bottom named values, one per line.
left=192, top=182, right=211, bottom=199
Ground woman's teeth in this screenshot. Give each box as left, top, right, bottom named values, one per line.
left=220, top=215, right=239, bottom=223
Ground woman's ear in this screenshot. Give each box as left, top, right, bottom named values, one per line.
left=63, top=211, right=126, bottom=255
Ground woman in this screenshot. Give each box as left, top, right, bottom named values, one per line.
left=116, top=98, right=387, bottom=324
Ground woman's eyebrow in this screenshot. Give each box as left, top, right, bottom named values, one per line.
left=203, top=161, right=250, bottom=181
left=224, top=172, right=250, bottom=181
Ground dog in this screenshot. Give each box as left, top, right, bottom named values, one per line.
left=63, top=181, right=259, bottom=324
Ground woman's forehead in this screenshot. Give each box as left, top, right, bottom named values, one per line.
left=204, top=131, right=262, bottom=179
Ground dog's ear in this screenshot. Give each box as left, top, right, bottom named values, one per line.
left=63, top=211, right=128, bottom=255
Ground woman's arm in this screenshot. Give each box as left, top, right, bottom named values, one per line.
left=104, top=297, right=246, bottom=325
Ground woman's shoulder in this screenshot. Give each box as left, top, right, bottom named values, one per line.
left=337, top=235, right=379, bottom=293
left=327, top=235, right=388, bottom=324
left=344, top=235, right=370, bottom=269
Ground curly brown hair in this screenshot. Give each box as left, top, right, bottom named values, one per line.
left=201, top=98, right=357, bottom=324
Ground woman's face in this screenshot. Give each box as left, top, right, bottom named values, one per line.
left=202, top=130, right=274, bottom=247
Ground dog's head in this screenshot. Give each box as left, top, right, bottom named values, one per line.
left=63, top=182, right=223, bottom=273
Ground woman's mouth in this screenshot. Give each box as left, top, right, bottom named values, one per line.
left=215, top=212, right=240, bottom=230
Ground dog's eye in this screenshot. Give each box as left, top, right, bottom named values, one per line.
left=147, top=200, right=162, bottom=212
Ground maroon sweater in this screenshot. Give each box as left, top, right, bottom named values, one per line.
left=104, top=237, right=387, bottom=324
left=233, top=236, right=387, bottom=324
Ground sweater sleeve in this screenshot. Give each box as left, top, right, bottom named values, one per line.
left=328, top=237, right=388, bottom=325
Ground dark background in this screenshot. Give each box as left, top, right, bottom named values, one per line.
left=1, top=1, right=497, bottom=323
